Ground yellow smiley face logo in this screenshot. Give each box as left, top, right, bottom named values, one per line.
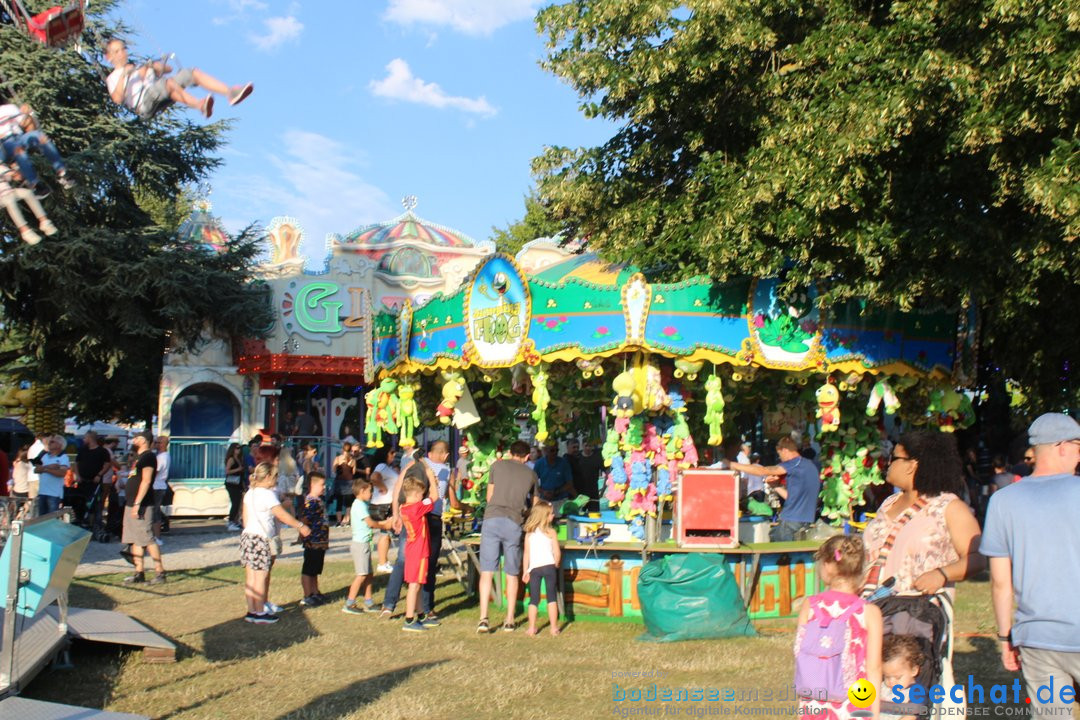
left=847, top=678, right=876, bottom=708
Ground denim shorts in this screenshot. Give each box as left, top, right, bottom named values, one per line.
left=479, top=516, right=524, bottom=575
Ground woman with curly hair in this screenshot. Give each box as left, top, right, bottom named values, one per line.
left=862, top=431, right=984, bottom=597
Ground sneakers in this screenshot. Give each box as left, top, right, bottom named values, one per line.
left=123, top=572, right=146, bottom=584
left=376, top=563, right=393, bottom=574
left=229, top=83, right=254, bottom=106
left=226, top=522, right=242, bottom=532
left=20, top=227, right=41, bottom=245
left=39, top=219, right=57, bottom=236
left=148, top=572, right=167, bottom=585
left=244, top=612, right=279, bottom=624
left=401, top=619, right=426, bottom=633
left=201, top=96, right=214, bottom=119
left=419, top=613, right=441, bottom=627
left=342, top=602, right=367, bottom=615
left=32, top=181, right=50, bottom=199
left=154, top=537, right=164, bottom=547
left=378, top=608, right=393, bottom=620
left=476, top=618, right=490, bottom=634
left=264, top=601, right=284, bottom=614
left=56, top=171, right=75, bottom=190
left=299, top=595, right=324, bottom=607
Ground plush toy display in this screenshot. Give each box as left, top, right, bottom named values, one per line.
left=865, top=378, right=900, bottom=417
left=365, top=378, right=399, bottom=448
left=815, top=382, right=841, bottom=433
left=703, top=374, right=725, bottom=445
left=927, top=388, right=975, bottom=432
left=673, top=359, right=704, bottom=380
left=436, top=372, right=464, bottom=424
left=396, top=380, right=420, bottom=448
left=529, top=363, right=551, bottom=443
left=818, top=401, right=886, bottom=525
left=611, top=370, right=639, bottom=417
left=600, top=359, right=702, bottom=539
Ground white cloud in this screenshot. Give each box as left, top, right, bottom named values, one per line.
left=218, top=130, right=395, bottom=263
left=383, top=0, right=539, bottom=36
left=248, top=15, right=304, bottom=51
left=369, top=58, right=496, bottom=116
left=212, top=0, right=268, bottom=25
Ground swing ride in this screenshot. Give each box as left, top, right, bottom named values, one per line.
left=0, top=0, right=85, bottom=48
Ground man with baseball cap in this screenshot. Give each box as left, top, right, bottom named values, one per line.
left=982, top=413, right=1080, bottom=719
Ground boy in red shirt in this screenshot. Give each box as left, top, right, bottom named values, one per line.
left=399, top=473, right=438, bottom=632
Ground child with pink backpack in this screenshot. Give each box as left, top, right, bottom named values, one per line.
left=795, top=535, right=883, bottom=719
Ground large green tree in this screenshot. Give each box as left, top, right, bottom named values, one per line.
left=0, top=2, right=270, bottom=422
left=532, top=0, right=1079, bottom=409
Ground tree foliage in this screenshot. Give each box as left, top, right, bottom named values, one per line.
left=0, top=2, right=271, bottom=422
left=490, top=191, right=564, bottom=255
left=533, top=0, right=1079, bottom=409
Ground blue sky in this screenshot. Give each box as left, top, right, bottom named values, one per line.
left=122, top=0, right=616, bottom=265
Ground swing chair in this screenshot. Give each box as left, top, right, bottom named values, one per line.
left=0, top=0, right=85, bottom=48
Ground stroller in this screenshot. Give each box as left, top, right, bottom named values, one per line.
left=875, top=592, right=959, bottom=716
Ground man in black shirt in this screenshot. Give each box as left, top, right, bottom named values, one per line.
left=123, top=431, right=166, bottom=585
left=76, top=431, right=111, bottom=531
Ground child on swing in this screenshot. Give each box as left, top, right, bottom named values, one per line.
left=794, top=535, right=882, bottom=719
left=0, top=165, right=57, bottom=244
left=104, top=38, right=253, bottom=120
left=0, top=101, right=75, bottom=194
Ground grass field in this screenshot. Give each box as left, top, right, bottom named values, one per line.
left=19, top=563, right=1034, bottom=720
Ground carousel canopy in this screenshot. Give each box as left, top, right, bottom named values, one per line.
left=373, top=253, right=973, bottom=382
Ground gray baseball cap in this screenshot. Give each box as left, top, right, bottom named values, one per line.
left=1028, top=413, right=1080, bottom=446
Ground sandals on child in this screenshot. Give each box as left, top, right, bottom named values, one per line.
left=476, top=618, right=490, bottom=634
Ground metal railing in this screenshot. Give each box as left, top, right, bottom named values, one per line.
left=169, top=437, right=230, bottom=483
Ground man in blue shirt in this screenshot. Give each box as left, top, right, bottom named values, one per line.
left=982, top=413, right=1080, bottom=720
left=729, top=436, right=821, bottom=542
left=533, top=444, right=575, bottom=501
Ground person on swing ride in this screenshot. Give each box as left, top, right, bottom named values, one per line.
left=0, top=101, right=75, bottom=194
left=103, top=38, right=253, bottom=120
left=0, top=165, right=57, bottom=244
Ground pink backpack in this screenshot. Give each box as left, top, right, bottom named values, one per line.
left=795, top=594, right=865, bottom=702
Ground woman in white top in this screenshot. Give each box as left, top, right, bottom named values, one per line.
left=240, top=462, right=309, bottom=624
left=521, top=500, right=562, bottom=637
left=11, top=444, right=31, bottom=497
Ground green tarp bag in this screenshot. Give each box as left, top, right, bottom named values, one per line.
left=637, top=553, right=756, bottom=642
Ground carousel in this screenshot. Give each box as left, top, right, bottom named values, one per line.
left=364, top=250, right=975, bottom=622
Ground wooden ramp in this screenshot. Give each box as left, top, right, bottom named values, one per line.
left=0, top=696, right=147, bottom=719
left=45, top=607, right=176, bottom=663
left=0, top=610, right=67, bottom=696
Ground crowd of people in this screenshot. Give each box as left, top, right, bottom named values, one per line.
left=3, top=409, right=1077, bottom=714
left=792, top=414, right=1080, bottom=720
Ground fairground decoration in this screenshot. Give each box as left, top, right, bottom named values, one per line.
left=462, top=254, right=533, bottom=369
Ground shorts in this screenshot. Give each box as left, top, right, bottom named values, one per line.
left=302, top=548, right=326, bottom=576
left=527, top=564, right=558, bottom=606
left=350, top=541, right=371, bottom=576
left=122, top=508, right=154, bottom=547
left=369, top=503, right=392, bottom=522
left=403, top=544, right=429, bottom=585
left=479, top=516, right=523, bottom=576
left=240, top=533, right=273, bottom=571
left=152, top=488, right=167, bottom=524
left=136, top=68, right=195, bottom=119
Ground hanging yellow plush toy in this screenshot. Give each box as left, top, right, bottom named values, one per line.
left=815, top=382, right=841, bottom=433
